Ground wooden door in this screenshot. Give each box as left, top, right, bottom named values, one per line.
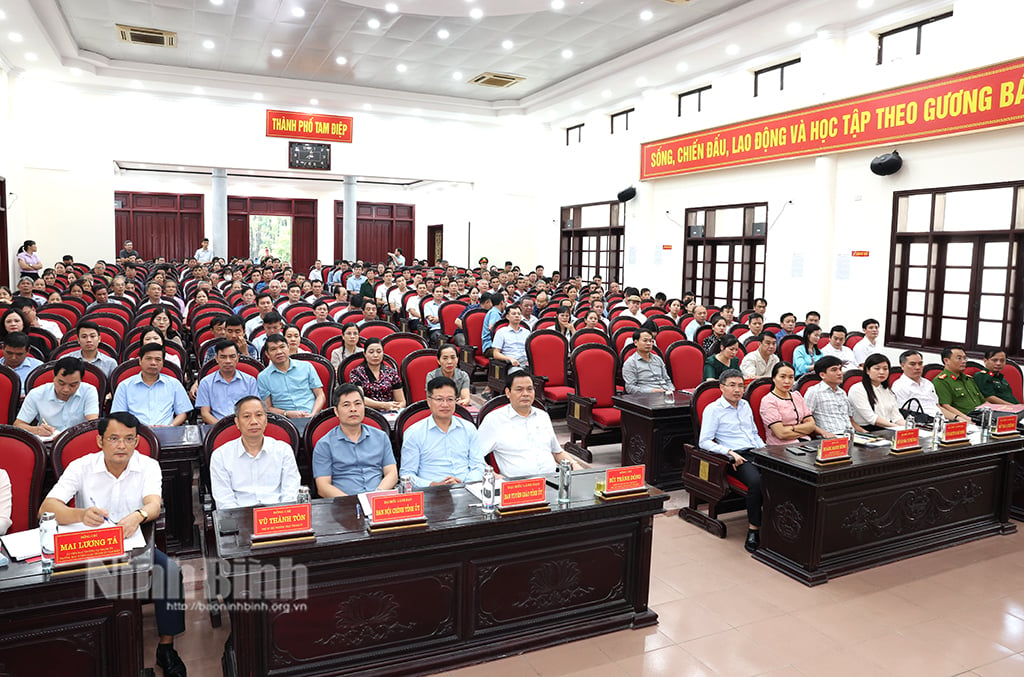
left=426, top=224, right=443, bottom=265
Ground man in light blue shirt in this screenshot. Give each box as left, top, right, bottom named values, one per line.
left=313, top=384, right=398, bottom=496
left=346, top=263, right=367, bottom=293
left=491, top=305, right=530, bottom=367
left=196, top=340, right=259, bottom=424
left=256, top=334, right=325, bottom=418
left=480, top=292, right=505, bottom=353
left=209, top=397, right=301, bottom=509
left=400, top=376, right=484, bottom=488
left=71, top=321, right=119, bottom=377
left=111, top=343, right=192, bottom=426
left=0, top=332, right=42, bottom=388
left=14, top=357, right=99, bottom=435
left=698, top=368, right=764, bottom=553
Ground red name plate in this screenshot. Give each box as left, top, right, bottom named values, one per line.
left=605, top=465, right=646, bottom=493
left=266, top=109, right=354, bottom=142
left=500, top=477, right=548, bottom=509
left=818, top=437, right=851, bottom=461
left=53, top=525, right=124, bottom=565
left=996, top=415, right=1018, bottom=434
left=893, top=428, right=920, bottom=450
left=252, top=504, right=311, bottom=538
left=371, top=492, right=425, bottom=524
left=943, top=421, right=968, bottom=441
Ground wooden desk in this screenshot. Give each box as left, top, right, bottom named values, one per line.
left=1012, top=450, right=1024, bottom=522
left=153, top=424, right=206, bottom=556
left=613, top=392, right=693, bottom=491
left=215, top=472, right=667, bottom=676
left=0, top=527, right=154, bottom=676
left=748, top=433, right=1019, bottom=586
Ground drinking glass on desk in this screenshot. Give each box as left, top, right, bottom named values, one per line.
left=663, top=389, right=675, bottom=404
left=184, top=425, right=200, bottom=445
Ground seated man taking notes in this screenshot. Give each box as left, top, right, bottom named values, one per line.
left=39, top=412, right=187, bottom=676
left=698, top=369, right=764, bottom=553
left=478, top=370, right=582, bottom=477
left=400, top=376, right=484, bottom=488
left=15, top=356, right=99, bottom=435
left=209, top=397, right=301, bottom=509
left=313, top=385, right=398, bottom=497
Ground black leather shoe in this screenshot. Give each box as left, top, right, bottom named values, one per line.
left=156, top=644, right=187, bottom=677
left=744, top=529, right=760, bottom=553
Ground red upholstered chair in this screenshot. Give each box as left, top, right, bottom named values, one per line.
left=730, top=324, right=749, bottom=339
left=303, top=322, right=344, bottom=353
left=743, top=336, right=762, bottom=353
left=964, top=361, right=984, bottom=377
left=679, top=379, right=751, bottom=537
left=843, top=369, right=864, bottom=394
left=28, top=327, right=59, bottom=354
left=0, top=426, right=46, bottom=533
left=359, top=321, right=399, bottom=341
left=1002, top=360, right=1024, bottom=402
left=25, top=360, right=108, bottom=404
left=393, top=400, right=474, bottom=463
left=303, top=407, right=392, bottom=467
left=612, top=326, right=636, bottom=355
left=457, top=308, right=488, bottom=382
left=290, top=353, right=335, bottom=400
left=439, top=301, right=467, bottom=341
left=282, top=303, right=314, bottom=323
left=816, top=336, right=831, bottom=350
left=382, top=332, right=428, bottom=367
left=886, top=366, right=903, bottom=388
left=570, top=328, right=610, bottom=350
left=338, top=353, right=398, bottom=385
left=796, top=373, right=821, bottom=395
left=649, top=315, right=675, bottom=328
left=743, top=377, right=773, bottom=441
left=525, top=330, right=571, bottom=417
left=122, top=340, right=187, bottom=368
left=196, top=355, right=264, bottom=382
left=654, top=327, right=686, bottom=355
left=694, top=325, right=713, bottom=347
left=535, top=318, right=556, bottom=331
left=40, top=303, right=82, bottom=329
left=777, top=335, right=803, bottom=364
left=0, top=364, right=21, bottom=424
left=401, top=349, right=440, bottom=404
left=762, top=323, right=782, bottom=336
left=60, top=296, right=87, bottom=315
left=564, top=343, right=620, bottom=463
left=923, top=363, right=944, bottom=381
left=51, top=340, right=118, bottom=361
left=845, top=331, right=865, bottom=349
left=608, top=315, right=640, bottom=336
left=82, top=312, right=129, bottom=339
left=37, top=312, right=72, bottom=338
left=679, top=315, right=694, bottom=335
left=665, top=340, right=705, bottom=392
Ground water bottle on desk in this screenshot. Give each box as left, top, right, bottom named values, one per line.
left=481, top=468, right=496, bottom=514
left=558, top=460, right=573, bottom=503
left=905, top=415, right=915, bottom=429
left=39, top=512, right=56, bottom=573
left=399, top=475, right=413, bottom=494
left=297, top=486, right=311, bottom=503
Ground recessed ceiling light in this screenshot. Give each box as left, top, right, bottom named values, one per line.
left=502, top=39, right=514, bottom=50
left=0, top=9, right=7, bottom=20
left=561, top=48, right=573, bottom=59
left=193, top=86, right=203, bottom=94
left=203, top=39, right=215, bottom=49
left=786, top=21, right=801, bottom=35
left=469, top=8, right=484, bottom=19
left=385, top=2, right=398, bottom=12
left=857, top=0, right=874, bottom=7
left=292, top=7, right=305, bottom=18
left=271, top=48, right=283, bottom=57
left=551, top=0, right=565, bottom=9
left=640, top=10, right=653, bottom=21
left=25, top=52, right=38, bottom=62
left=335, top=55, right=348, bottom=65
left=676, top=61, right=689, bottom=72
left=437, top=29, right=450, bottom=39
left=396, top=63, right=407, bottom=73
left=368, top=18, right=380, bottom=29
left=601, top=89, right=612, bottom=99
left=635, top=76, right=648, bottom=87
left=726, top=44, right=740, bottom=55
left=8, top=32, right=23, bottom=42
left=310, top=98, right=319, bottom=105
left=253, top=92, right=263, bottom=100
left=452, top=71, right=463, bottom=80
left=210, top=0, right=223, bottom=5
left=362, top=103, right=372, bottom=110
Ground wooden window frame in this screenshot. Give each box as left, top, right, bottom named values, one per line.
left=677, top=85, right=711, bottom=117
left=566, top=124, right=584, bottom=146
left=683, top=202, right=767, bottom=308
left=753, top=58, right=800, bottom=97
left=559, top=201, right=624, bottom=283
left=877, top=11, right=953, bottom=65
left=610, top=108, right=634, bottom=134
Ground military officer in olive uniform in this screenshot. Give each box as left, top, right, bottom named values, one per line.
left=972, top=348, right=1020, bottom=405
left=932, top=346, right=985, bottom=423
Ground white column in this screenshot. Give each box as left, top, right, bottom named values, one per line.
left=211, top=168, right=227, bottom=259
left=343, top=176, right=357, bottom=260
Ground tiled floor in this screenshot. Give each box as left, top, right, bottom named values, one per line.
left=141, top=415, right=1024, bottom=676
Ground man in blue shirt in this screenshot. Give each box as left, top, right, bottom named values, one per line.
left=346, top=263, right=367, bottom=293
left=698, top=368, right=764, bottom=553
left=14, top=356, right=99, bottom=434
left=196, top=340, right=259, bottom=423
left=400, top=376, right=484, bottom=488
left=0, top=332, right=42, bottom=388
left=256, top=334, right=325, bottom=419
left=313, top=384, right=398, bottom=497
left=492, top=304, right=530, bottom=367
left=480, top=291, right=505, bottom=355
left=111, top=343, right=193, bottom=426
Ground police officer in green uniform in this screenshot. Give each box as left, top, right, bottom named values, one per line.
left=972, top=348, right=1020, bottom=405
left=932, top=346, right=985, bottom=423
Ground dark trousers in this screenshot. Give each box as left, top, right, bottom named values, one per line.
left=728, top=461, right=763, bottom=528
left=153, top=548, right=186, bottom=637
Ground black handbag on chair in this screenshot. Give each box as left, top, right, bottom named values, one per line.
left=899, top=398, right=934, bottom=428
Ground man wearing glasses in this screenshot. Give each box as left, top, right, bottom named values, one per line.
left=400, top=376, right=484, bottom=488
left=698, top=369, right=764, bottom=553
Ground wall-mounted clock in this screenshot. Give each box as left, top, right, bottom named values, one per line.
left=288, top=141, right=331, bottom=170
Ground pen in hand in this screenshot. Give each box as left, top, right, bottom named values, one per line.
left=89, top=496, right=115, bottom=525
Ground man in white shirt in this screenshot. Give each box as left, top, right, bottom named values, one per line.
left=15, top=357, right=99, bottom=435
left=738, top=313, right=764, bottom=344
left=478, top=370, right=582, bottom=477
left=684, top=305, right=709, bottom=341
left=853, top=318, right=882, bottom=367
left=388, top=275, right=409, bottom=318
left=492, top=305, right=530, bottom=367
left=209, top=397, right=301, bottom=509
left=40, top=412, right=187, bottom=676
left=891, top=349, right=941, bottom=419
left=819, top=325, right=857, bottom=370
left=619, top=295, right=647, bottom=323
left=194, top=237, right=214, bottom=264
left=405, top=282, right=429, bottom=331
left=740, top=332, right=780, bottom=379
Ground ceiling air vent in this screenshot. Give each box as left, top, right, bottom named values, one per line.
left=116, top=24, right=177, bottom=48
left=470, top=72, right=524, bottom=88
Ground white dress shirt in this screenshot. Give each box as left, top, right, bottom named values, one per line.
left=848, top=382, right=904, bottom=427
left=209, top=437, right=301, bottom=509
left=891, top=374, right=941, bottom=417
left=0, top=469, right=11, bottom=534
left=46, top=451, right=162, bottom=522
left=852, top=338, right=881, bottom=366
left=820, top=343, right=857, bottom=370
left=477, top=404, right=561, bottom=478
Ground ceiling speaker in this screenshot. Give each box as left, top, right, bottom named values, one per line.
left=617, top=186, right=637, bottom=202
left=870, top=150, right=902, bottom=176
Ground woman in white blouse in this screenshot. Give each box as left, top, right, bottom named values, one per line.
left=849, top=353, right=905, bottom=429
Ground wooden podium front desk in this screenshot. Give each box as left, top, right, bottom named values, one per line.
left=214, top=472, right=667, bottom=676
left=613, top=392, right=693, bottom=491
left=748, top=432, right=1020, bottom=586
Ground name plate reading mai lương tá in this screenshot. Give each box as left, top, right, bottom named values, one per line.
left=53, top=525, right=125, bottom=567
